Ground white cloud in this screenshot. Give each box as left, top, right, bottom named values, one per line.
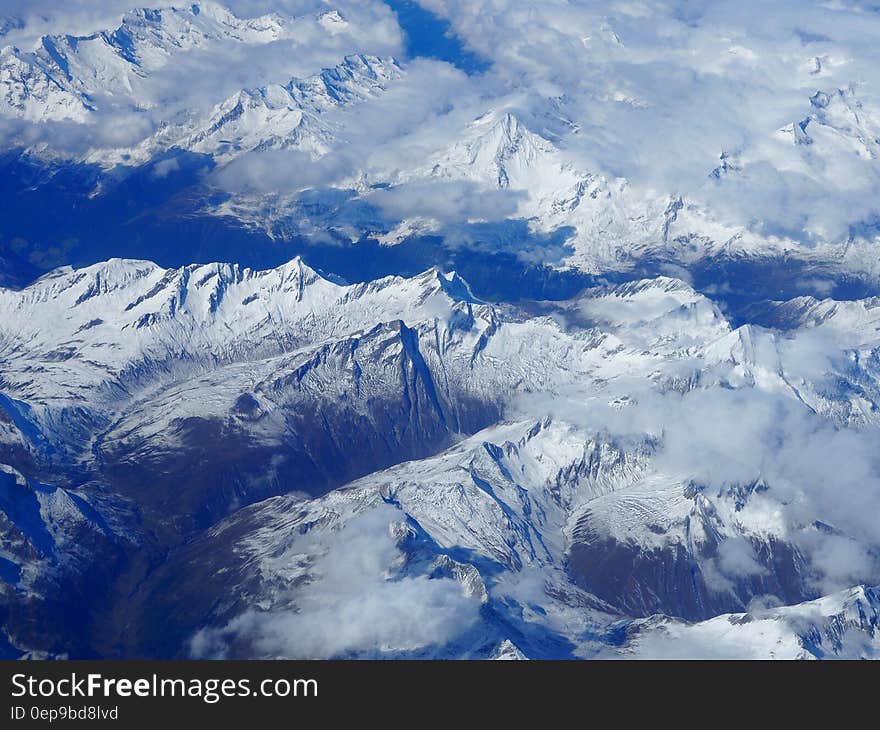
left=509, top=381, right=880, bottom=592
left=0, top=1, right=405, bottom=154
left=210, top=57, right=480, bottom=192
left=367, top=180, right=525, bottom=223
left=8, top=1, right=880, bottom=249
left=190, top=505, right=481, bottom=658
left=410, top=1, right=880, bottom=244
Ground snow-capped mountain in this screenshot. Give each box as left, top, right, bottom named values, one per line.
left=0, top=3, right=295, bottom=122
left=188, top=54, right=399, bottom=159
left=777, top=86, right=880, bottom=162
left=620, top=585, right=880, bottom=660
left=2, top=1, right=880, bottom=661
left=3, top=3, right=878, bottom=284
left=109, top=53, right=402, bottom=167
left=1, top=257, right=879, bottom=658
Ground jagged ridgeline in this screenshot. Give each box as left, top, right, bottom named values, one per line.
left=0, top=258, right=878, bottom=657
left=2, top=3, right=879, bottom=306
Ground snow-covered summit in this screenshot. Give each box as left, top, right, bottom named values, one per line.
left=0, top=2, right=295, bottom=122
left=139, top=54, right=402, bottom=164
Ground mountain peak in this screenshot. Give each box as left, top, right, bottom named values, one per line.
left=177, top=53, right=401, bottom=163
left=427, top=110, right=560, bottom=189
left=0, top=2, right=294, bottom=122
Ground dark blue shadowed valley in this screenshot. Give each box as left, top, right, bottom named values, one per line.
left=384, top=0, right=490, bottom=74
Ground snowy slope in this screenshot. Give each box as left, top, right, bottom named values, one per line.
left=3, top=259, right=878, bottom=657
left=3, top=1, right=880, bottom=661
left=4, top=3, right=879, bottom=282
left=110, top=53, right=402, bottom=167
left=620, top=585, right=880, bottom=660
left=150, top=408, right=880, bottom=658
left=0, top=3, right=294, bottom=122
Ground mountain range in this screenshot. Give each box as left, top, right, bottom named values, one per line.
left=1, top=256, right=879, bottom=658
left=1, top=2, right=879, bottom=659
